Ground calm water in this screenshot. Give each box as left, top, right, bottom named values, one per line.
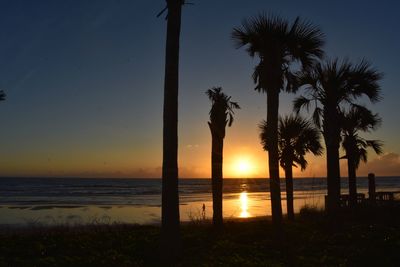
left=0, top=177, right=399, bottom=226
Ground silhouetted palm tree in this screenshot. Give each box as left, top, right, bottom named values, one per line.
left=161, top=0, right=183, bottom=258
left=294, top=59, right=382, bottom=212
left=260, top=115, right=322, bottom=220
left=0, top=90, right=5, bottom=101
left=207, top=87, right=240, bottom=227
left=341, top=106, right=383, bottom=206
left=232, top=14, right=324, bottom=225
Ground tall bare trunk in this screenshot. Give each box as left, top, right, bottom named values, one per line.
left=325, top=142, right=341, bottom=211
left=284, top=161, right=294, bottom=221
left=324, top=106, right=341, bottom=213
left=161, top=0, right=182, bottom=259
left=210, top=130, right=223, bottom=227
left=347, top=150, right=357, bottom=207
left=267, top=89, right=283, bottom=226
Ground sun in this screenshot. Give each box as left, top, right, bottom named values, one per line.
left=238, top=160, right=250, bottom=173
left=234, top=157, right=253, bottom=177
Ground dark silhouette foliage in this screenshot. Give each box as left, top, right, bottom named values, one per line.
left=294, top=58, right=383, bottom=212
left=207, top=87, right=240, bottom=227
left=260, top=115, right=322, bottom=220
left=232, top=14, right=324, bottom=226
left=341, top=106, right=383, bottom=206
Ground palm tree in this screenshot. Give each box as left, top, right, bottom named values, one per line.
left=260, top=115, right=322, bottom=220
left=341, top=106, right=383, bottom=206
left=161, top=0, right=183, bottom=258
left=207, top=87, right=240, bottom=227
left=232, top=14, right=324, bottom=225
left=294, top=59, right=382, bottom=212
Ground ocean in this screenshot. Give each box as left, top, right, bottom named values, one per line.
left=0, top=177, right=399, bottom=226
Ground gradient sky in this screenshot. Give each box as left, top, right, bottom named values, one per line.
left=0, top=0, right=399, bottom=178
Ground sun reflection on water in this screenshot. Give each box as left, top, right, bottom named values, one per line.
left=239, top=191, right=250, bottom=218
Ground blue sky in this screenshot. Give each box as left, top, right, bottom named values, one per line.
left=0, top=0, right=399, bottom=177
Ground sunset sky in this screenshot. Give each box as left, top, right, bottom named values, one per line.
left=1, top=0, right=400, bottom=178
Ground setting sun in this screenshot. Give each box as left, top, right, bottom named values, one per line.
left=234, top=157, right=254, bottom=177
left=238, top=160, right=250, bottom=173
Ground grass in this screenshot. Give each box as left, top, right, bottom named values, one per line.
left=1, top=206, right=400, bottom=266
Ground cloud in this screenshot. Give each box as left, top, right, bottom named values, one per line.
left=65, top=167, right=162, bottom=178
left=179, top=166, right=208, bottom=178
left=357, top=152, right=400, bottom=176
left=130, top=167, right=161, bottom=178
left=130, top=165, right=208, bottom=178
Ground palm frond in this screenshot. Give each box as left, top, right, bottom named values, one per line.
left=346, top=104, right=382, bottom=132
left=232, top=13, right=324, bottom=95
left=228, top=113, right=234, bottom=127
left=357, top=147, right=368, bottom=166
left=259, top=120, right=269, bottom=151
left=0, top=90, right=5, bottom=101
left=349, top=59, right=383, bottom=103
left=232, top=13, right=289, bottom=57
left=296, top=155, right=308, bottom=171
left=293, top=96, right=311, bottom=113
left=284, top=71, right=298, bottom=93
left=206, top=87, right=240, bottom=137
left=295, top=69, right=319, bottom=89
left=366, top=140, right=383, bottom=155
left=312, top=107, right=322, bottom=129
left=341, top=127, right=383, bottom=170
left=287, top=17, right=325, bottom=70
left=230, top=101, right=240, bottom=110
left=277, top=114, right=322, bottom=171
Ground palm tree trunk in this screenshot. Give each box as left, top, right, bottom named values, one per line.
left=347, top=150, right=357, bottom=207
left=161, top=0, right=182, bottom=259
left=324, top=108, right=341, bottom=213
left=325, top=142, right=341, bottom=211
left=284, top=161, right=294, bottom=221
left=267, top=89, right=283, bottom=226
left=211, top=131, right=223, bottom=227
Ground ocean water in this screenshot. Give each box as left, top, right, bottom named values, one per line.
left=0, top=177, right=399, bottom=226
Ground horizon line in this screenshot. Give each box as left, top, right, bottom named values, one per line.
left=0, top=175, right=398, bottom=179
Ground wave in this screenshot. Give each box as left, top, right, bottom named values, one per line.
left=0, top=177, right=399, bottom=206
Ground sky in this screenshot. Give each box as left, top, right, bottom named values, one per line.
left=0, top=0, right=400, bottom=178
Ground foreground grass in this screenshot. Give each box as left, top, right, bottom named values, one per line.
left=1, top=206, right=400, bottom=266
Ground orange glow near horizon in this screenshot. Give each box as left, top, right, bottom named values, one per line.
left=3, top=143, right=393, bottom=178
